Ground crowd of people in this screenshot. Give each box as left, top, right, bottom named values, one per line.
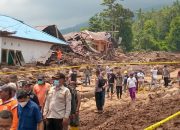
left=94, top=65, right=179, bottom=113
left=0, top=71, right=80, bottom=130
left=0, top=65, right=179, bottom=130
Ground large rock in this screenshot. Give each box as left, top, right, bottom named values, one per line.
left=1, top=68, right=13, bottom=73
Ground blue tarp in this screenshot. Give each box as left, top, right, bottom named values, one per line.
left=0, top=15, right=67, bottom=45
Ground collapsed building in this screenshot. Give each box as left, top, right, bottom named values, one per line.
left=64, top=30, right=116, bottom=60
left=0, top=15, right=119, bottom=66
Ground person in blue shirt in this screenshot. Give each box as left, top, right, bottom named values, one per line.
left=17, top=90, right=43, bottom=130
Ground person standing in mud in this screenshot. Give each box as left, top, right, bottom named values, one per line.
left=106, top=66, right=111, bottom=78
left=162, top=65, right=170, bottom=88
left=84, top=66, right=91, bottom=86
left=68, top=81, right=81, bottom=130
left=56, top=48, right=62, bottom=65
left=134, top=72, right=139, bottom=92
left=137, top=71, right=145, bottom=91
left=69, top=68, right=78, bottom=84
left=151, top=67, right=158, bottom=88
left=178, top=70, right=180, bottom=87
left=116, top=71, right=123, bottom=99
left=107, top=69, right=116, bottom=99
left=95, top=70, right=106, bottom=114
left=101, top=71, right=108, bottom=107
left=123, top=71, right=129, bottom=93
left=127, top=73, right=137, bottom=101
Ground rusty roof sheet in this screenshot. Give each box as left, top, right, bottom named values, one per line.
left=81, top=30, right=111, bottom=42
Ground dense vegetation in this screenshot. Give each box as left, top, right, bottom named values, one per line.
left=87, top=0, right=180, bottom=52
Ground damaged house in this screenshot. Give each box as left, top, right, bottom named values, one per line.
left=64, top=30, right=115, bottom=60
left=0, top=15, right=67, bottom=65
left=35, top=25, right=72, bottom=53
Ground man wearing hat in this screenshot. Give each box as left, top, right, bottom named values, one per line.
left=17, top=90, right=43, bottom=130
left=22, top=81, right=40, bottom=106
left=43, top=73, right=71, bottom=130
left=0, top=85, right=18, bottom=130
left=33, top=75, right=50, bottom=110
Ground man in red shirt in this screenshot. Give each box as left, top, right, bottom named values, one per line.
left=56, top=48, right=62, bottom=64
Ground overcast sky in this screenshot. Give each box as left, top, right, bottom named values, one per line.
left=0, top=0, right=173, bottom=29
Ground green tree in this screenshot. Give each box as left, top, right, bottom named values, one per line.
left=132, top=0, right=180, bottom=51
left=88, top=0, right=134, bottom=51
left=167, top=16, right=180, bottom=51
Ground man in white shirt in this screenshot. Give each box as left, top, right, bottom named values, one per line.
left=43, top=73, right=71, bottom=130
left=127, top=73, right=137, bottom=101
left=151, top=67, right=158, bottom=88
left=137, top=71, right=145, bottom=90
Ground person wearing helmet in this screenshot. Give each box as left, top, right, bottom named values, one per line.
left=123, top=71, right=129, bottom=93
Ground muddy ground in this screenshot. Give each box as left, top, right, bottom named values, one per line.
left=79, top=69, right=180, bottom=130
left=79, top=84, right=180, bottom=130
left=0, top=52, right=179, bottom=130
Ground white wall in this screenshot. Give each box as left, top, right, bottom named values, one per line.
left=0, top=37, right=53, bottom=63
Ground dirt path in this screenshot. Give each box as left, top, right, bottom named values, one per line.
left=79, top=85, right=180, bottom=130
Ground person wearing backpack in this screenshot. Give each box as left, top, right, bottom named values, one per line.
left=67, top=81, right=81, bottom=130
left=95, top=70, right=106, bottom=114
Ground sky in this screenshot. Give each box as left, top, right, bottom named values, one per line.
left=0, top=0, right=174, bottom=29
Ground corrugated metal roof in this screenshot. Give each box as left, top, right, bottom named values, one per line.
left=0, top=15, right=67, bottom=45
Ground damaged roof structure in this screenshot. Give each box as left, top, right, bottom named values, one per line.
left=64, top=30, right=114, bottom=57
left=35, top=25, right=72, bottom=53
left=0, top=15, right=67, bottom=65
left=35, top=25, right=66, bottom=41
